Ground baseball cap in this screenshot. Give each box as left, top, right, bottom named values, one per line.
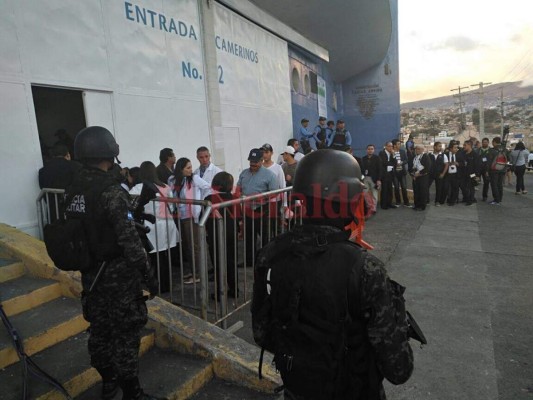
left=301, top=118, right=309, bottom=123
left=282, top=146, right=295, bottom=155
left=261, top=143, right=273, bottom=152
left=248, top=148, right=264, bottom=162
left=336, top=119, right=345, bottom=124
left=319, top=116, right=326, bottom=121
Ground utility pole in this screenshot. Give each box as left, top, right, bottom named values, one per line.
left=470, top=81, right=492, bottom=137
left=500, top=88, right=504, bottom=136
left=451, top=85, right=469, bottom=135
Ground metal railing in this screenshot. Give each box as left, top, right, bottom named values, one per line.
left=35, top=187, right=302, bottom=330
left=36, top=188, right=66, bottom=239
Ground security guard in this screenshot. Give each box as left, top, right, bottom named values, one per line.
left=67, top=126, right=161, bottom=400
left=252, top=150, right=414, bottom=400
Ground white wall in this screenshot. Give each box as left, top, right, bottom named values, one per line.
left=0, top=0, right=293, bottom=234
left=214, top=3, right=292, bottom=178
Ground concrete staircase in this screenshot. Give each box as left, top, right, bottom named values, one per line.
left=0, top=246, right=280, bottom=400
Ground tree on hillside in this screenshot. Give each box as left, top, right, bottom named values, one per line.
left=472, top=108, right=500, bottom=126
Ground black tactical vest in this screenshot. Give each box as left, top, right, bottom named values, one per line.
left=65, top=169, right=122, bottom=264
left=332, top=130, right=347, bottom=146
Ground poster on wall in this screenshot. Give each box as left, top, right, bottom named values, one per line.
left=317, top=76, right=327, bottom=118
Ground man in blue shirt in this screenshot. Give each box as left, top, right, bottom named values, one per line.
left=325, top=120, right=335, bottom=145
left=237, top=148, right=280, bottom=266
left=298, top=118, right=316, bottom=153
left=313, top=117, right=328, bottom=149
left=327, top=120, right=352, bottom=148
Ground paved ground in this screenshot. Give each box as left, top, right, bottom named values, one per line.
left=376, top=173, right=533, bottom=400
left=231, top=172, right=533, bottom=400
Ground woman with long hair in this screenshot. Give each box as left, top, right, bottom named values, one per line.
left=205, top=171, right=239, bottom=300
left=170, top=157, right=211, bottom=284
left=510, top=142, right=529, bottom=195
left=132, top=161, right=179, bottom=293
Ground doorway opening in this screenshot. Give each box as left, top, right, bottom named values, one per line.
left=32, top=86, right=86, bottom=162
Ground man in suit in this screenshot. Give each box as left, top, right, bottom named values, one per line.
left=411, top=144, right=431, bottom=211
left=379, top=141, right=398, bottom=210
left=361, top=144, right=383, bottom=213
left=391, top=139, right=411, bottom=207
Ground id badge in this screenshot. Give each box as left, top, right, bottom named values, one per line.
left=482, top=157, right=487, bottom=162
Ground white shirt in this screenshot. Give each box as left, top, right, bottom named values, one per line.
left=193, top=162, right=223, bottom=185
left=413, top=154, right=424, bottom=172
left=448, top=153, right=457, bottom=174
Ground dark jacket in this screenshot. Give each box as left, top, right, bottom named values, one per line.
left=252, top=225, right=413, bottom=399
left=39, top=158, right=81, bottom=189
left=156, top=163, right=173, bottom=186
left=361, top=154, right=383, bottom=182
left=378, top=150, right=395, bottom=181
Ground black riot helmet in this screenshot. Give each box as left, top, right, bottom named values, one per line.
left=293, top=149, right=364, bottom=203
left=74, top=126, right=119, bottom=161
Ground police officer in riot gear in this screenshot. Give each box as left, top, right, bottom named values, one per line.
left=67, top=126, right=161, bottom=400
left=252, top=149, right=414, bottom=400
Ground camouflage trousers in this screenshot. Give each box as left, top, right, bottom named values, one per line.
left=82, top=291, right=147, bottom=380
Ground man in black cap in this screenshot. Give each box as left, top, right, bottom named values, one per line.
left=327, top=120, right=352, bottom=149
left=236, top=148, right=280, bottom=266
left=298, top=118, right=316, bottom=153
left=314, top=116, right=328, bottom=149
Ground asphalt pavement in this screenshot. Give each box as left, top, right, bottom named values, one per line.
left=376, top=172, right=533, bottom=400
left=231, top=172, right=533, bottom=400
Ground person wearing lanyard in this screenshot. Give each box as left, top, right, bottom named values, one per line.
left=411, top=144, right=431, bottom=211
left=445, top=142, right=460, bottom=206
left=478, top=138, right=491, bottom=201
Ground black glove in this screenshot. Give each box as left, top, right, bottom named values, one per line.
left=141, top=213, right=156, bottom=225
left=139, top=260, right=159, bottom=299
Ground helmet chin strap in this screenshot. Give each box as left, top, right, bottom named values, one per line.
left=115, top=156, right=121, bottom=165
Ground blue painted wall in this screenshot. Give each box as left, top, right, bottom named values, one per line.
left=341, top=0, right=400, bottom=156
left=288, top=0, right=400, bottom=157
left=288, top=46, right=340, bottom=138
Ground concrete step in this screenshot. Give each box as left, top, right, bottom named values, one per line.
left=190, top=379, right=282, bottom=400
left=0, top=329, right=155, bottom=400
left=76, top=347, right=213, bottom=400
left=0, top=257, right=25, bottom=283
left=0, top=275, right=62, bottom=317
left=0, top=296, right=88, bottom=369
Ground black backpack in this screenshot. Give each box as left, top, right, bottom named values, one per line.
left=253, top=230, right=371, bottom=399
left=43, top=177, right=116, bottom=272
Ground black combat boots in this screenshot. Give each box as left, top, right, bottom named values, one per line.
left=120, top=377, right=165, bottom=400
left=96, top=366, right=119, bottom=400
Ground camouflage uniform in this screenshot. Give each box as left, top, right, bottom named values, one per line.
left=252, top=224, right=413, bottom=400
left=75, top=167, right=149, bottom=381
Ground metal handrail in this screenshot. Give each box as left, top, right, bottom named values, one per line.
left=36, top=186, right=301, bottom=328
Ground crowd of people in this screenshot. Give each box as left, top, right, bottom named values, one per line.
left=40, top=126, right=417, bottom=399
left=38, top=122, right=533, bottom=296
left=361, top=136, right=531, bottom=212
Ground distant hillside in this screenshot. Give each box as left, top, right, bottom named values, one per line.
left=402, top=81, right=533, bottom=111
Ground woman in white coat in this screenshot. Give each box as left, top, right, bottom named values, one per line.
left=132, top=161, right=179, bottom=293
left=169, top=157, right=211, bottom=284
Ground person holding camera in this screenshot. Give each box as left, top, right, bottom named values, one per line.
left=411, top=144, right=431, bottom=211
left=458, top=140, right=480, bottom=206
left=361, top=144, right=382, bottom=214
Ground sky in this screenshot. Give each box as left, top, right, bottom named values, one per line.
left=398, top=0, right=533, bottom=103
